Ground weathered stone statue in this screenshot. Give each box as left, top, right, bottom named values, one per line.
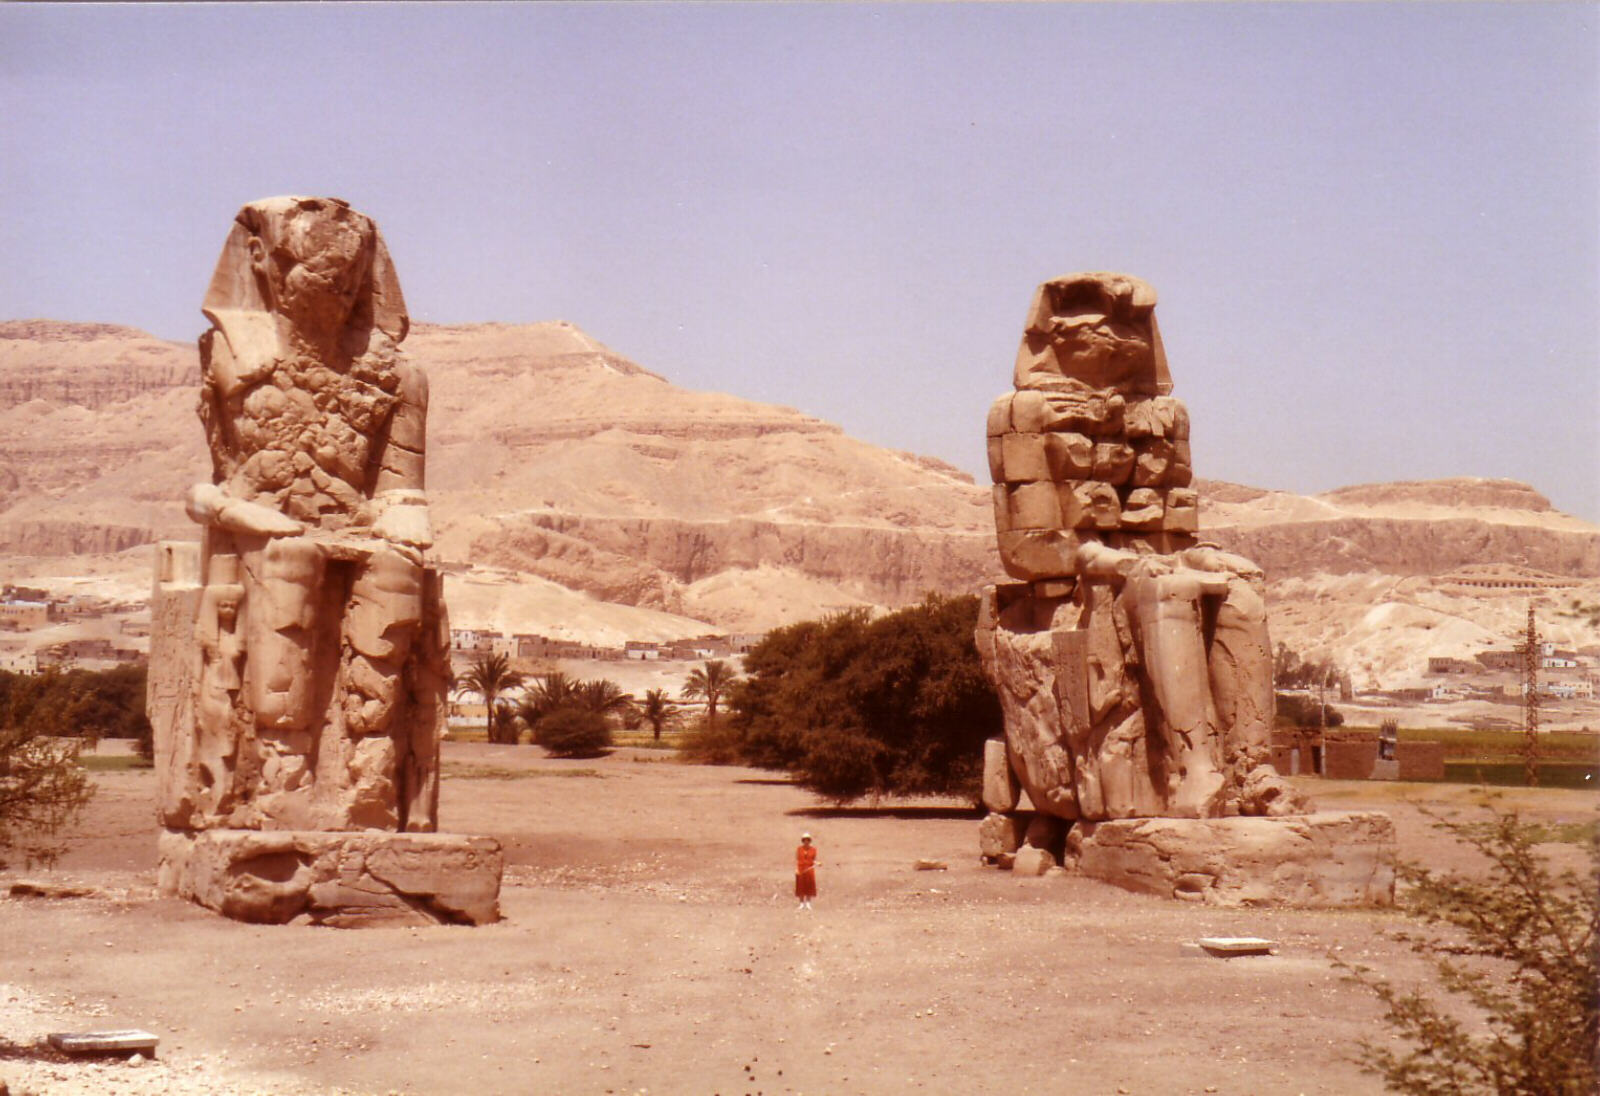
left=975, top=274, right=1394, bottom=907
left=149, top=197, right=501, bottom=926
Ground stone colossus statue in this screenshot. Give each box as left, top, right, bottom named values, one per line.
left=977, top=273, right=1302, bottom=822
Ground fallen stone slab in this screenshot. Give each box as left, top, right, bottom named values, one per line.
left=1180, top=936, right=1276, bottom=958
left=158, top=829, right=503, bottom=927
left=913, top=859, right=949, bottom=871
left=47, top=1030, right=159, bottom=1057
left=1066, top=811, right=1396, bottom=908
left=9, top=880, right=100, bottom=900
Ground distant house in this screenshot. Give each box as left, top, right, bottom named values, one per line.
left=729, top=633, right=766, bottom=654
left=625, top=641, right=660, bottom=661
left=1476, top=649, right=1523, bottom=672
left=0, top=601, right=49, bottom=631
left=450, top=629, right=500, bottom=654
left=1426, top=657, right=1477, bottom=675
left=1542, top=656, right=1578, bottom=669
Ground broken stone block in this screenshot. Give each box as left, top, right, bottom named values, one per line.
left=981, top=738, right=1020, bottom=813
left=1010, top=389, right=1048, bottom=433
left=1042, top=432, right=1094, bottom=480
left=991, top=484, right=1012, bottom=534
left=1091, top=442, right=1134, bottom=485
left=1012, top=845, right=1055, bottom=876
left=1007, top=482, right=1063, bottom=530
left=987, top=393, right=1015, bottom=437
left=159, top=829, right=503, bottom=927
left=1000, top=433, right=1051, bottom=482
left=1120, top=487, right=1166, bottom=530
left=1065, top=812, right=1396, bottom=908
left=1163, top=487, right=1199, bottom=532
left=997, top=530, right=1082, bottom=581
left=978, top=812, right=1027, bottom=859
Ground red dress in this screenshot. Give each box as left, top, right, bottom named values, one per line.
left=795, top=844, right=818, bottom=899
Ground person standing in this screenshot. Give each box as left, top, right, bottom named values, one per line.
left=795, top=832, right=818, bottom=910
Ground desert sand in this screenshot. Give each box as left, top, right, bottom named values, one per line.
left=3, top=742, right=1594, bottom=1096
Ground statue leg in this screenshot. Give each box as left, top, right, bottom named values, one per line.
left=1207, top=576, right=1273, bottom=774
left=243, top=536, right=325, bottom=734
left=341, top=546, right=424, bottom=828
left=1125, top=570, right=1226, bottom=817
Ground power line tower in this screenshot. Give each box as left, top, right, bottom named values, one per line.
left=1521, top=602, right=1540, bottom=788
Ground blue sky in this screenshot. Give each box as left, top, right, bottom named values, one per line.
left=3, top=3, right=1596, bottom=520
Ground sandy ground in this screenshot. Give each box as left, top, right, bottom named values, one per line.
left=2, top=744, right=1596, bottom=1096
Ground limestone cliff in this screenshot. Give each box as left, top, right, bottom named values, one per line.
left=0, top=318, right=1594, bottom=686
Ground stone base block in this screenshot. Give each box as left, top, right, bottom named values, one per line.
left=159, top=829, right=503, bottom=927
left=1065, top=811, right=1395, bottom=908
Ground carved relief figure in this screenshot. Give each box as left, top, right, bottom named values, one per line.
left=976, top=273, right=1301, bottom=821
left=164, top=196, right=447, bottom=835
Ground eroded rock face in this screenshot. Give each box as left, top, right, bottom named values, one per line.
left=977, top=273, right=1303, bottom=824
left=150, top=198, right=498, bottom=925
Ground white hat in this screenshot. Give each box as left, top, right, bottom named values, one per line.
left=800, top=832, right=812, bottom=841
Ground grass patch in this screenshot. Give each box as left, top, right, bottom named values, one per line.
left=442, top=763, right=604, bottom=781
left=1523, top=818, right=1600, bottom=846
left=77, top=753, right=152, bottom=772
left=610, top=730, right=680, bottom=750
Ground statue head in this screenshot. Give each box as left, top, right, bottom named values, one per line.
left=202, top=196, right=408, bottom=367
left=1014, top=273, right=1171, bottom=396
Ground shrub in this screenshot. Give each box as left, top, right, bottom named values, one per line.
left=534, top=707, right=613, bottom=758
left=1342, top=809, right=1598, bottom=1095
left=677, top=714, right=744, bottom=766
left=0, top=723, right=94, bottom=869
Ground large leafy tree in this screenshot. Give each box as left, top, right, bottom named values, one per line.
left=458, top=652, right=524, bottom=744
left=721, top=594, right=1002, bottom=802
left=682, top=660, right=735, bottom=729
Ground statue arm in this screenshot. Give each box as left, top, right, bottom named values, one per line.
left=1180, top=543, right=1265, bottom=584
left=186, top=483, right=304, bottom=537
left=368, top=361, right=433, bottom=551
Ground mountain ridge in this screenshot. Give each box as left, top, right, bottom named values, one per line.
left=0, top=317, right=1594, bottom=688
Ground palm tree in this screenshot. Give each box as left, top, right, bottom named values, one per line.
left=458, top=651, right=524, bottom=744
left=682, top=659, right=735, bottom=730
left=640, top=688, right=675, bottom=742
left=575, top=678, right=634, bottom=719
left=516, top=671, right=580, bottom=740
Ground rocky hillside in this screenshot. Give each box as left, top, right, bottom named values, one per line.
left=1, top=318, right=1595, bottom=684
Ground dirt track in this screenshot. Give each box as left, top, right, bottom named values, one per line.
left=2, top=742, right=1594, bottom=1096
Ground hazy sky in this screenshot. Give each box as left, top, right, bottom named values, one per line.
left=4, top=3, right=1596, bottom=521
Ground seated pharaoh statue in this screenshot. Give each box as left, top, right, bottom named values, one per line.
left=976, top=273, right=1304, bottom=822
left=155, top=196, right=450, bottom=838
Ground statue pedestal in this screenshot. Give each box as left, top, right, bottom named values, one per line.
left=1065, top=811, right=1396, bottom=908
left=157, top=829, right=504, bottom=928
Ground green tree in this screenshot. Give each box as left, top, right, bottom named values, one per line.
left=1343, top=810, right=1598, bottom=1095
left=721, top=595, right=1003, bottom=802
left=683, top=660, right=735, bottom=730
left=640, top=688, right=676, bottom=742
left=458, top=652, right=524, bottom=744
